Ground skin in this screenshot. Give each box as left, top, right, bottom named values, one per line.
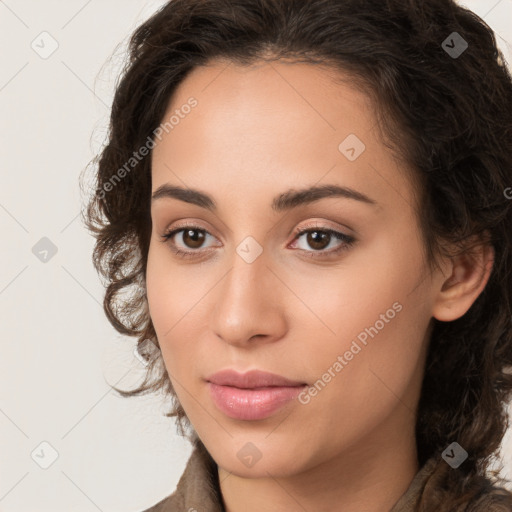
left=146, top=58, right=494, bottom=512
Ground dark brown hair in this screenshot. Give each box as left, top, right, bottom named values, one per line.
left=81, top=0, right=512, bottom=509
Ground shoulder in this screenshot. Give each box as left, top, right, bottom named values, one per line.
left=138, top=441, right=223, bottom=512
left=139, top=493, right=179, bottom=512
left=392, top=455, right=512, bottom=512
left=466, top=487, right=512, bottom=511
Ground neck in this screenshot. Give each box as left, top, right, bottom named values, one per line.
left=217, top=412, right=419, bottom=512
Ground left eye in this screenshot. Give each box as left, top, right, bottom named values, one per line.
left=160, top=225, right=356, bottom=259
left=290, top=227, right=355, bottom=256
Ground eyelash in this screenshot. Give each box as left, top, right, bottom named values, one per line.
left=160, top=222, right=356, bottom=260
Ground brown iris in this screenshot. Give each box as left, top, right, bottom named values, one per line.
left=306, top=230, right=331, bottom=251
left=182, top=229, right=206, bottom=249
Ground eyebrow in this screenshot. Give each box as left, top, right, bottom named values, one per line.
left=151, top=183, right=378, bottom=212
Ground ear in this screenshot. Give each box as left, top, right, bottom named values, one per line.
left=432, top=236, right=495, bottom=322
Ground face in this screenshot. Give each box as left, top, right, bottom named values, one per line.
left=147, top=58, right=441, bottom=478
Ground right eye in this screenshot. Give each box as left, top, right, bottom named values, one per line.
left=160, top=225, right=220, bottom=258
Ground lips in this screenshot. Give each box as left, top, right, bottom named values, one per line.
left=205, top=369, right=307, bottom=420
left=206, top=369, right=306, bottom=389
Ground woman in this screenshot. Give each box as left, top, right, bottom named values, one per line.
left=82, top=0, right=512, bottom=510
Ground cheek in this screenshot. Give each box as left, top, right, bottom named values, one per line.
left=145, top=242, right=210, bottom=376
left=145, top=243, right=186, bottom=363
left=291, top=230, right=430, bottom=398
left=145, top=244, right=170, bottom=331
left=287, top=240, right=417, bottom=350
left=146, top=240, right=197, bottom=331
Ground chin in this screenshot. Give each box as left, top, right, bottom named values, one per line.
left=205, top=435, right=313, bottom=478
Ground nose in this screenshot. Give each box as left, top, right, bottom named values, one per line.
left=210, top=249, right=288, bottom=348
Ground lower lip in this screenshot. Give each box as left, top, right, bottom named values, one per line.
left=207, top=382, right=306, bottom=420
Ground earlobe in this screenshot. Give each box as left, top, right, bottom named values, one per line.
left=432, top=241, right=495, bottom=322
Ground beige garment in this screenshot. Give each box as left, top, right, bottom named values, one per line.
left=141, top=440, right=512, bottom=512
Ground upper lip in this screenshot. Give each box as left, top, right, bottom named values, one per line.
left=206, top=369, right=306, bottom=389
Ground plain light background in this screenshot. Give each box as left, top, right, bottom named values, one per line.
left=0, top=1, right=511, bottom=511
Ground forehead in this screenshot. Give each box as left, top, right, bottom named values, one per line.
left=150, top=58, right=417, bottom=213
left=160, top=58, right=375, bottom=143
